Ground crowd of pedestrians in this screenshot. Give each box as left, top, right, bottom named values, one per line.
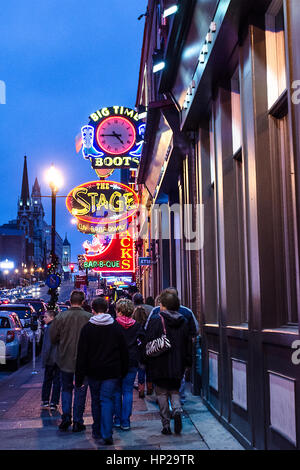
left=40, top=286, right=198, bottom=445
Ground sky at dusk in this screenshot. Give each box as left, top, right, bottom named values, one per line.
left=0, top=0, right=147, bottom=261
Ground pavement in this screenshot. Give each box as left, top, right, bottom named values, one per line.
left=0, top=356, right=244, bottom=451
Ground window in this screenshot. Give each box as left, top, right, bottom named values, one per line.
left=231, top=67, right=242, bottom=155
left=269, top=110, right=299, bottom=325
left=265, top=0, right=287, bottom=108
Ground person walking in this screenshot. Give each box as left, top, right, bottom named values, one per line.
left=40, top=310, right=60, bottom=411
left=132, top=293, right=153, bottom=317
left=75, top=297, right=129, bottom=445
left=113, top=299, right=145, bottom=430
left=50, top=290, right=92, bottom=432
left=145, top=289, right=192, bottom=435
left=145, top=296, right=155, bottom=308
left=132, top=306, right=152, bottom=398
left=145, top=287, right=199, bottom=404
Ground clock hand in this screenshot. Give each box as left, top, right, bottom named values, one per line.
left=100, top=133, right=122, bottom=137
left=112, top=131, right=124, bottom=144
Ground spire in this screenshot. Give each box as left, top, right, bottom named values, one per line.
left=20, top=155, right=30, bottom=209
left=32, top=177, right=41, bottom=197
left=63, top=233, right=71, bottom=246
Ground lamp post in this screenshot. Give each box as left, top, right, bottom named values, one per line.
left=45, top=164, right=63, bottom=310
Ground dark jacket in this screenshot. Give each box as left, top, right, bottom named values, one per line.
left=41, top=321, right=57, bottom=368
left=145, top=310, right=192, bottom=383
left=50, top=307, right=92, bottom=373
left=75, top=315, right=129, bottom=387
left=116, top=316, right=145, bottom=368
left=146, top=305, right=199, bottom=336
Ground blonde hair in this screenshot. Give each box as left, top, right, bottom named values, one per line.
left=116, top=298, right=134, bottom=317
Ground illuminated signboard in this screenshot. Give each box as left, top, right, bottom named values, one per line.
left=83, top=230, right=135, bottom=273
left=81, top=106, right=145, bottom=170
left=66, top=180, right=139, bottom=235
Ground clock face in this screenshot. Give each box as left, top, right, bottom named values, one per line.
left=96, top=116, right=136, bottom=155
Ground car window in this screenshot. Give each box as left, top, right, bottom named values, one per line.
left=0, top=317, right=10, bottom=328
left=0, top=307, right=31, bottom=320
left=11, top=314, right=22, bottom=328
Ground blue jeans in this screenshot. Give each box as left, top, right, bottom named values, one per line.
left=42, top=364, right=61, bottom=404
left=60, top=371, right=88, bottom=423
left=137, top=366, right=146, bottom=385
left=88, top=377, right=119, bottom=439
left=114, top=367, right=137, bottom=428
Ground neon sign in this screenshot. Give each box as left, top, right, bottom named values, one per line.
left=66, top=180, right=139, bottom=235
left=83, top=230, right=135, bottom=273
left=80, top=106, right=144, bottom=170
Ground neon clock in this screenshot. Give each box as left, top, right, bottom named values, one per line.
left=96, top=116, right=136, bottom=155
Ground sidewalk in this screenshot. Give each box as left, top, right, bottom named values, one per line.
left=0, top=358, right=244, bottom=450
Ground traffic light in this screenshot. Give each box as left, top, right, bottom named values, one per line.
left=70, top=264, right=74, bottom=273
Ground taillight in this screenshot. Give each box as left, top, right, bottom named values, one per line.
left=6, top=330, right=15, bottom=343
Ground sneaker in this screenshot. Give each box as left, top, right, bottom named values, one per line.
left=72, top=422, right=86, bottom=433
left=58, top=418, right=72, bottom=431
left=161, top=427, right=172, bottom=435
left=40, top=401, right=49, bottom=409
left=113, top=422, right=121, bottom=428
left=120, top=425, right=130, bottom=431
left=174, top=411, right=182, bottom=434
left=50, top=403, right=57, bottom=411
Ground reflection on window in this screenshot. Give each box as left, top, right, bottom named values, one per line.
left=265, top=1, right=287, bottom=108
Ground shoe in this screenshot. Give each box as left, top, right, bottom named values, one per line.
left=58, top=418, right=72, bottom=431
left=146, top=382, right=153, bottom=395
left=120, top=425, right=130, bottom=431
left=72, top=422, right=86, bottom=433
left=174, top=411, right=182, bottom=434
left=50, top=403, right=57, bottom=411
left=161, top=427, right=172, bottom=435
left=103, top=437, right=113, bottom=445
left=40, top=401, right=49, bottom=409
left=138, top=384, right=145, bottom=398
left=113, top=422, right=121, bottom=428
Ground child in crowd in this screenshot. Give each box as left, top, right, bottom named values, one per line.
left=41, top=310, right=61, bottom=411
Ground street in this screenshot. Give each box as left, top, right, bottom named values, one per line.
left=0, top=280, right=74, bottom=384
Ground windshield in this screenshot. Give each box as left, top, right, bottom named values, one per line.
left=29, top=302, right=44, bottom=313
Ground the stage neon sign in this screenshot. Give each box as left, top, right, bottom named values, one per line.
left=66, top=180, right=139, bottom=235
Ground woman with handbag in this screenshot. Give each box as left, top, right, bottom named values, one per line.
left=145, top=289, right=192, bottom=436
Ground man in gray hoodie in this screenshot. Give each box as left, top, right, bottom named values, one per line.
left=75, top=297, right=129, bottom=445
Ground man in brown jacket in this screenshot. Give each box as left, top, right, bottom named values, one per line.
left=50, top=290, right=92, bottom=432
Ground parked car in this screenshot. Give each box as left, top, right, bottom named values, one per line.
left=0, top=304, right=43, bottom=350
left=15, top=298, right=47, bottom=316
left=0, top=312, right=30, bottom=370
left=57, top=303, right=69, bottom=312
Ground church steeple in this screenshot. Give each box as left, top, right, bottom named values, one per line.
left=32, top=177, right=41, bottom=198
left=20, top=155, right=30, bottom=210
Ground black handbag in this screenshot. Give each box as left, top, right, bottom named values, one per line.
left=145, top=314, right=171, bottom=357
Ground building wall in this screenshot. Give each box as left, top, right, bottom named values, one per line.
left=136, top=0, right=300, bottom=449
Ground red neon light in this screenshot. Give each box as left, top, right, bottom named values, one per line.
left=83, top=230, right=135, bottom=273
left=95, top=116, right=136, bottom=155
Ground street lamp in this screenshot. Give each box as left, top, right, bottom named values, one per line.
left=45, top=164, right=63, bottom=309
